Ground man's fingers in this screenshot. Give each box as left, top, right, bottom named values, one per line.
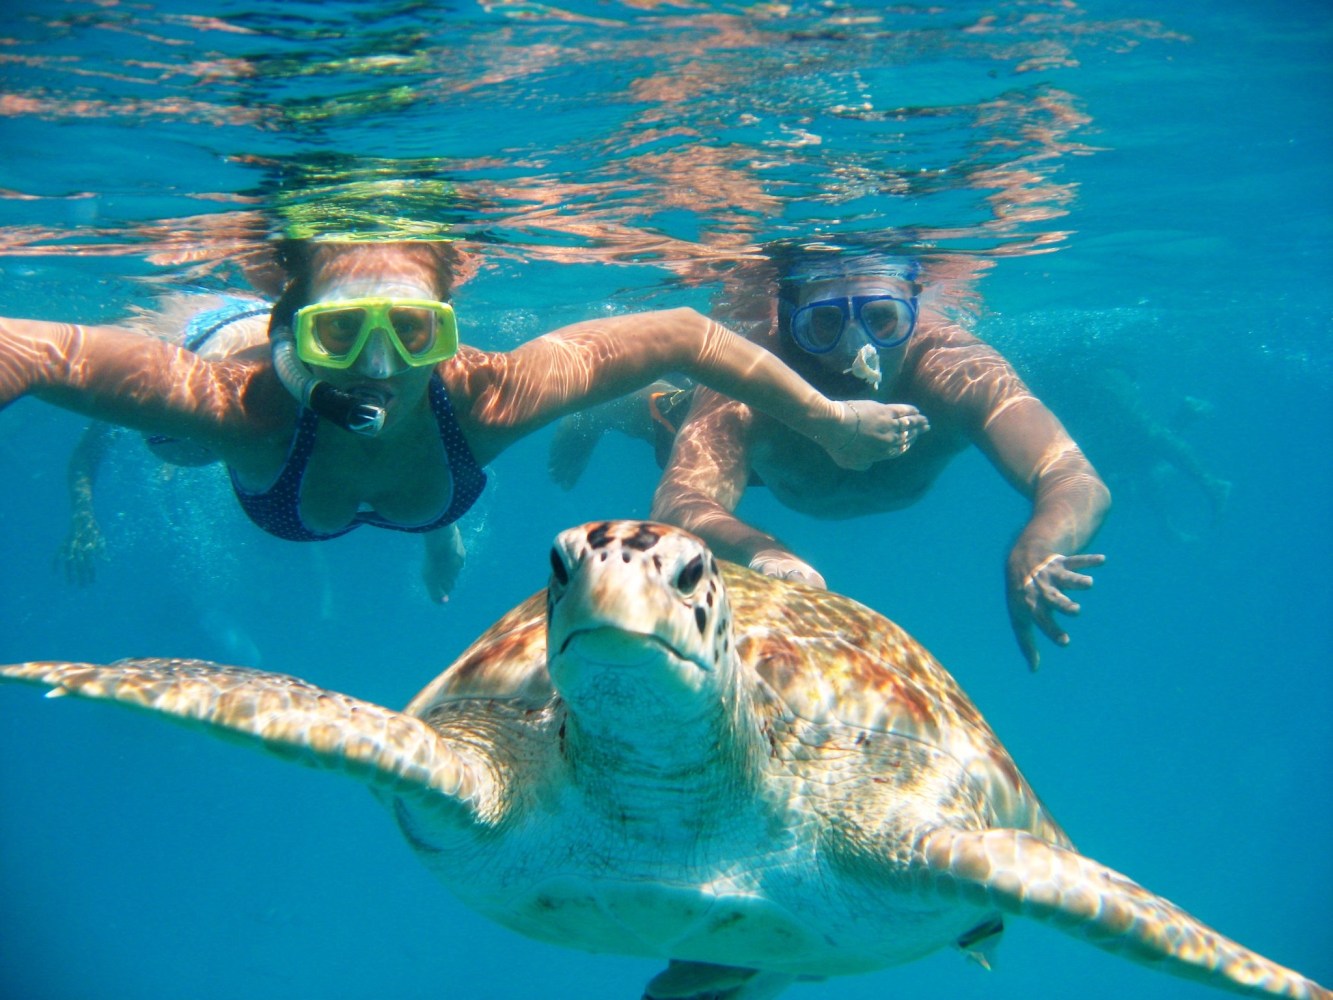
left=1015, top=623, right=1041, bottom=672
left=1033, top=607, right=1070, bottom=646
left=884, top=403, right=922, bottom=419
left=1056, top=570, right=1096, bottom=590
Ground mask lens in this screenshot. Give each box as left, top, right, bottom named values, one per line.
left=312, top=308, right=367, bottom=357
left=793, top=303, right=848, bottom=353
left=858, top=296, right=915, bottom=347
left=388, top=306, right=438, bottom=357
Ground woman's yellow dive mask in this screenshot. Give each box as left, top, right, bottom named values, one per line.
left=294, top=297, right=459, bottom=369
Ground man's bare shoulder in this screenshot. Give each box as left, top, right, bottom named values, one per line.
left=908, top=311, right=989, bottom=357
left=903, top=313, right=1027, bottom=412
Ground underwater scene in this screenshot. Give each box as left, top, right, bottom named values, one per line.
left=0, top=1, right=1329, bottom=997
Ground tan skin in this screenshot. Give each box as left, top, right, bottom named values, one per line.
left=0, top=242, right=924, bottom=601
left=650, top=272, right=1110, bottom=670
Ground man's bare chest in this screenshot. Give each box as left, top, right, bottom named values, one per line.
left=749, top=425, right=965, bottom=519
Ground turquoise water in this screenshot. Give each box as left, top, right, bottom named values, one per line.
left=1, top=1, right=1329, bottom=997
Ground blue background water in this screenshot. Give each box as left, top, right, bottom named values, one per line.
left=0, top=1, right=1329, bottom=997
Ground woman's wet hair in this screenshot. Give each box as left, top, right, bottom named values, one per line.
left=266, top=241, right=311, bottom=339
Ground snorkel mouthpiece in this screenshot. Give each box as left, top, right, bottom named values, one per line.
left=843, top=343, right=882, bottom=390
left=272, top=323, right=386, bottom=437
left=310, top=382, right=387, bottom=436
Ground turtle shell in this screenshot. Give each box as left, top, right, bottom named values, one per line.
left=404, top=562, right=1069, bottom=850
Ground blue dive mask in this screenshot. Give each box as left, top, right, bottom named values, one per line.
left=788, top=293, right=918, bottom=355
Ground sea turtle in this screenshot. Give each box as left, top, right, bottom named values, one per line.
left=1, top=520, right=1326, bottom=1000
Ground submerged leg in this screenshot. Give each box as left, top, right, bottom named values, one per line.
left=548, top=381, right=677, bottom=489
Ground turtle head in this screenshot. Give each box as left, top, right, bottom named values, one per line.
left=546, top=521, right=737, bottom=733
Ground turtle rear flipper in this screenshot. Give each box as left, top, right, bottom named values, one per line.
left=643, top=960, right=795, bottom=1000
left=922, top=827, right=1331, bottom=999
left=0, top=658, right=496, bottom=817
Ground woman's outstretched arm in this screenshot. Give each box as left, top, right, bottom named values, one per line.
left=448, top=307, right=924, bottom=467
left=0, top=317, right=279, bottom=447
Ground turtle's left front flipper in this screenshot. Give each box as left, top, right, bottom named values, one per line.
left=0, top=659, right=497, bottom=818
left=921, top=827, right=1330, bottom=999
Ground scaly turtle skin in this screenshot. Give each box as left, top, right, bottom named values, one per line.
left=1, top=520, right=1327, bottom=1000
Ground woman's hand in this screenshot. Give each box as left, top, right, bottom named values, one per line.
left=819, top=400, right=929, bottom=471
left=1006, top=550, right=1105, bottom=670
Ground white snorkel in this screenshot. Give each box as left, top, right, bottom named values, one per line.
left=843, top=343, right=882, bottom=390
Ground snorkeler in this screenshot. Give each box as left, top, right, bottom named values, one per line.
left=551, top=249, right=1110, bottom=670
left=2, top=239, right=926, bottom=603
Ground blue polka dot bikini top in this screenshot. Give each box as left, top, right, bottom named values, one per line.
left=229, top=374, right=486, bottom=542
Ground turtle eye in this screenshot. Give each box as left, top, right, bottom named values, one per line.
left=676, top=555, right=704, bottom=594
left=549, top=547, right=570, bottom=587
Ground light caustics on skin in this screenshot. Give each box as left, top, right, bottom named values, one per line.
left=0, top=315, right=256, bottom=432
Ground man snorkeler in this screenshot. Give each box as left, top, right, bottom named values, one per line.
left=551, top=248, right=1110, bottom=670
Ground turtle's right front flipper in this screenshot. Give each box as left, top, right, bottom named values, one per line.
left=0, top=658, right=498, bottom=821
left=922, top=827, right=1330, bottom=999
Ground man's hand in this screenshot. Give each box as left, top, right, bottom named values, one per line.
left=749, top=548, right=827, bottom=588
left=1007, top=551, right=1105, bottom=670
